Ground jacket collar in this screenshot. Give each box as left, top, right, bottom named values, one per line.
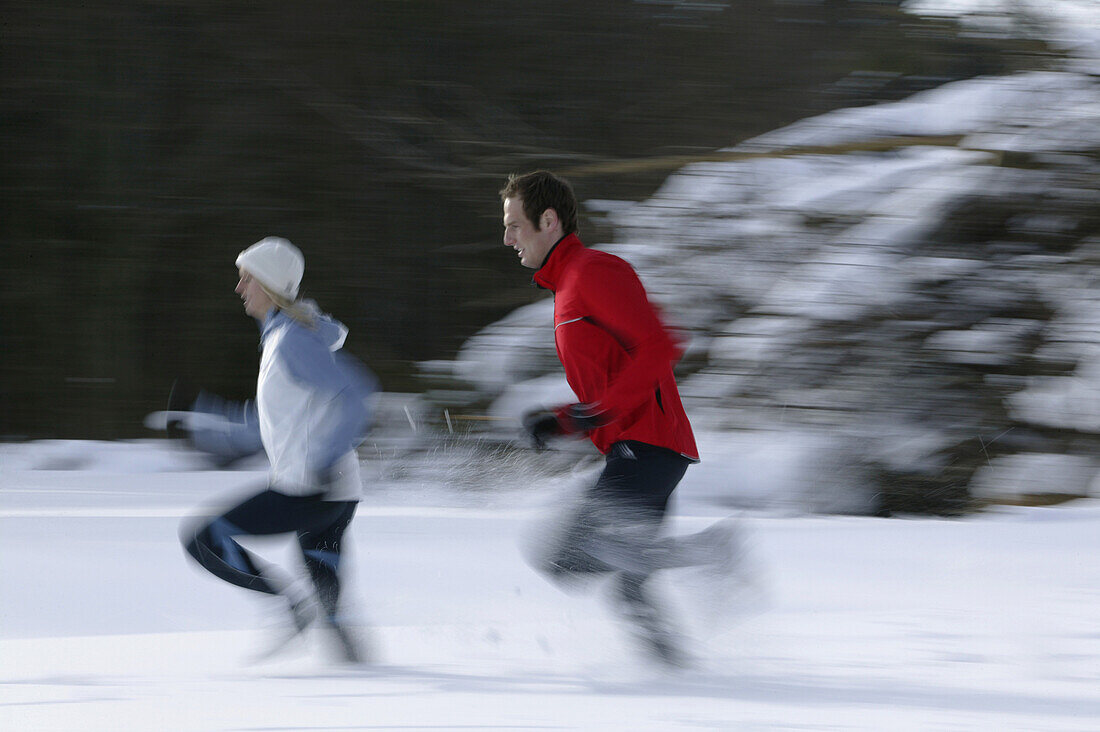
left=259, top=308, right=287, bottom=343
left=532, top=233, right=583, bottom=291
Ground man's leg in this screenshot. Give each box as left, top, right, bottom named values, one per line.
left=593, top=442, right=692, bottom=665
left=584, top=441, right=688, bottom=574
left=536, top=441, right=688, bottom=583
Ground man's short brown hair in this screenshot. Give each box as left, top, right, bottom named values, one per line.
left=499, top=170, right=578, bottom=236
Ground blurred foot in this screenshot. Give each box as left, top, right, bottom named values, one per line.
left=250, top=594, right=317, bottom=662
left=322, top=616, right=369, bottom=664
left=610, top=574, right=691, bottom=668
left=698, top=518, right=747, bottom=576
left=680, top=518, right=766, bottom=627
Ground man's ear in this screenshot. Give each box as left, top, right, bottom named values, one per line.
left=541, top=208, right=560, bottom=232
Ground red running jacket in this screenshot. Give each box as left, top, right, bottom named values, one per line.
left=533, top=233, right=699, bottom=461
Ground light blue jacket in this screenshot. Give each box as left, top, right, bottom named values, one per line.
left=187, top=303, right=377, bottom=500
left=256, top=305, right=376, bottom=499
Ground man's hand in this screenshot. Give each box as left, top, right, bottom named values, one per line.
left=522, top=410, right=564, bottom=450
left=522, top=403, right=611, bottom=450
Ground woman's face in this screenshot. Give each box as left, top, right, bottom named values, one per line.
left=235, top=268, right=275, bottom=320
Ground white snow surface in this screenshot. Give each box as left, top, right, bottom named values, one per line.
left=2, top=440, right=1100, bottom=731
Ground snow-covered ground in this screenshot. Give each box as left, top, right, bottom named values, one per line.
left=2, top=440, right=1099, bottom=731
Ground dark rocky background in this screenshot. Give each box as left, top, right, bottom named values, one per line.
left=1, top=0, right=1051, bottom=439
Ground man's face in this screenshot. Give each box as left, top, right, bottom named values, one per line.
left=503, top=196, right=557, bottom=269
left=235, top=268, right=275, bottom=320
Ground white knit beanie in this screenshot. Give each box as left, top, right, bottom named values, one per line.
left=235, top=237, right=304, bottom=300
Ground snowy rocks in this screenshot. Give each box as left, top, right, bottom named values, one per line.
left=969, top=452, right=1098, bottom=504
left=428, top=63, right=1100, bottom=515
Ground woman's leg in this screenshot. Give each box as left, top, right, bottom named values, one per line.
left=296, top=501, right=357, bottom=621
left=181, top=488, right=309, bottom=596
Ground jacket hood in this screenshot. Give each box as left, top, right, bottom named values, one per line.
left=311, top=311, right=349, bottom=351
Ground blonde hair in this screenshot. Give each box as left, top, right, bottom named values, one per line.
left=260, top=284, right=317, bottom=327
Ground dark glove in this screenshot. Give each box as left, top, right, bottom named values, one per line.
left=522, top=403, right=611, bottom=449
left=522, top=410, right=564, bottom=450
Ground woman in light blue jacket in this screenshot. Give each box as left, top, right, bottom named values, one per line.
left=181, top=237, right=377, bottom=662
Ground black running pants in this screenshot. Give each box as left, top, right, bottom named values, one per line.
left=182, top=487, right=357, bottom=618
left=540, top=440, right=690, bottom=583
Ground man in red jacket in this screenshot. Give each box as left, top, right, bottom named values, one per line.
left=501, top=170, right=733, bottom=665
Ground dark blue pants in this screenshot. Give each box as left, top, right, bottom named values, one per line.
left=540, top=440, right=690, bottom=594
left=182, top=487, right=357, bottom=618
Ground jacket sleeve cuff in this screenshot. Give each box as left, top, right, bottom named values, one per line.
left=556, top=402, right=613, bottom=433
